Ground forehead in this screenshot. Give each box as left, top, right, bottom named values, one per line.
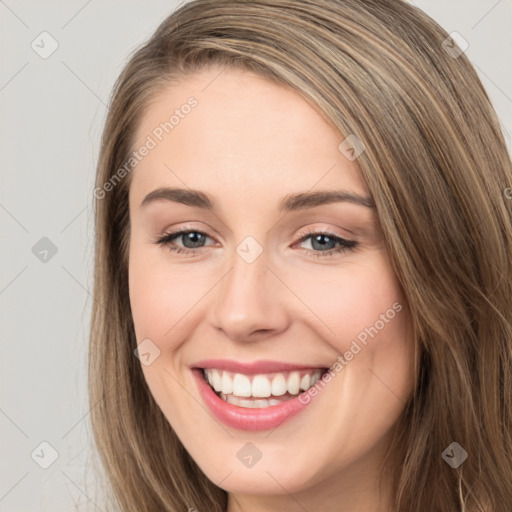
left=129, top=67, right=369, bottom=207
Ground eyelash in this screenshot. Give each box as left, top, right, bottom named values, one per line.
left=152, top=226, right=357, bottom=259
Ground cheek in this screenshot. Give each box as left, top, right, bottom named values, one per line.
left=289, top=256, right=405, bottom=347
left=128, top=246, right=205, bottom=343
left=128, top=248, right=198, bottom=418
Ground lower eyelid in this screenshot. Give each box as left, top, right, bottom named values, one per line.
left=296, top=232, right=356, bottom=248
left=156, top=230, right=357, bottom=254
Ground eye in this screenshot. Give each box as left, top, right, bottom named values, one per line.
left=153, top=227, right=214, bottom=256
left=152, top=227, right=358, bottom=258
left=294, top=229, right=357, bottom=258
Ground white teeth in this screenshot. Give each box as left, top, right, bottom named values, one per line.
left=271, top=374, right=287, bottom=396
left=219, top=392, right=295, bottom=408
left=310, top=372, right=321, bottom=386
left=252, top=375, right=271, bottom=397
left=251, top=399, right=269, bottom=408
left=203, top=368, right=325, bottom=402
left=211, top=369, right=222, bottom=392
left=287, top=371, right=300, bottom=395
left=221, top=372, right=233, bottom=394
left=300, top=374, right=311, bottom=391
left=232, top=373, right=252, bottom=397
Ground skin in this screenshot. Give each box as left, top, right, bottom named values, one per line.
left=128, top=66, right=415, bottom=512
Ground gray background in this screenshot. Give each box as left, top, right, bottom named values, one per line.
left=1, top=1, right=511, bottom=510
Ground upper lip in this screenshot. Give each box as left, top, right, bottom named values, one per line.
left=191, top=359, right=328, bottom=375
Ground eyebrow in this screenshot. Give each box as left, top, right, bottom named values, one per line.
left=140, top=187, right=375, bottom=212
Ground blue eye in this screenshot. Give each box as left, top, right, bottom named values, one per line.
left=295, top=230, right=357, bottom=257
left=154, top=229, right=212, bottom=255
left=153, top=228, right=357, bottom=258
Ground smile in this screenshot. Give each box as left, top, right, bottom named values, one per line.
left=203, top=368, right=324, bottom=408
left=191, top=360, right=330, bottom=431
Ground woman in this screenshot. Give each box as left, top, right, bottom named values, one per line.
left=89, top=0, right=512, bottom=510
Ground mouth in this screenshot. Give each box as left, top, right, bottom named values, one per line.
left=201, top=367, right=327, bottom=408
left=191, top=361, right=330, bottom=431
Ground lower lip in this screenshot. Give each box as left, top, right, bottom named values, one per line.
left=192, top=369, right=318, bottom=431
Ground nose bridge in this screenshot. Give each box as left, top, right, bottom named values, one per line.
left=210, top=235, right=288, bottom=340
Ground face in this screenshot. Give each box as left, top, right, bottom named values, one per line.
left=128, top=67, right=415, bottom=507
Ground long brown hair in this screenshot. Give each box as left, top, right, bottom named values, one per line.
left=89, top=1, right=512, bottom=510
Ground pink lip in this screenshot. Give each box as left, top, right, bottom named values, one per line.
left=192, top=358, right=326, bottom=375
left=192, top=368, right=322, bottom=431
left=192, top=368, right=316, bottom=431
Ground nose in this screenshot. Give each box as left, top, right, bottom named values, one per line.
left=209, top=245, right=290, bottom=343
